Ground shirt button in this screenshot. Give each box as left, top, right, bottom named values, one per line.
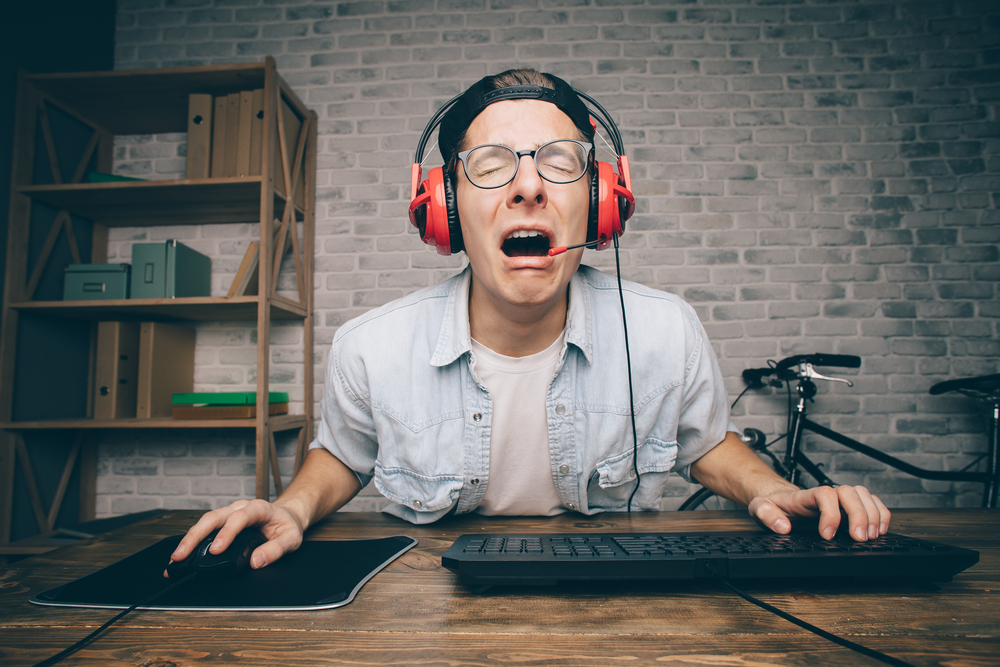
left=555, top=405, right=566, bottom=415
left=413, top=500, right=422, bottom=509
left=559, top=465, right=569, bottom=474
left=567, top=503, right=575, bottom=509
left=473, top=413, right=482, bottom=422
left=471, top=478, right=480, bottom=485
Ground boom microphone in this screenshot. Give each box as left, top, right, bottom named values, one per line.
left=548, top=241, right=600, bottom=256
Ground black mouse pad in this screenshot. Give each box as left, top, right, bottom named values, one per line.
left=30, top=534, right=417, bottom=611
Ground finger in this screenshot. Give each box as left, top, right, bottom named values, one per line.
left=834, top=486, right=872, bottom=542
left=871, top=493, right=891, bottom=535
left=209, top=498, right=273, bottom=555
left=169, top=502, right=247, bottom=563
left=747, top=497, right=793, bottom=535
left=249, top=534, right=295, bottom=570
left=248, top=510, right=304, bottom=570
left=852, top=486, right=882, bottom=540
left=811, top=486, right=844, bottom=541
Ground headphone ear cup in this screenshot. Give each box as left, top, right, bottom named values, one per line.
left=442, top=170, right=463, bottom=255
left=592, top=161, right=625, bottom=251
left=412, top=167, right=454, bottom=256
left=588, top=167, right=600, bottom=248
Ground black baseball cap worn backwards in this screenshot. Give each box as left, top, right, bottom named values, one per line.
left=437, top=71, right=596, bottom=167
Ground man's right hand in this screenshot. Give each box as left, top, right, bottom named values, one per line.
left=165, top=448, right=363, bottom=576
left=166, top=499, right=305, bottom=575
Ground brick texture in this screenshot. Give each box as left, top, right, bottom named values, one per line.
left=97, top=0, right=999, bottom=517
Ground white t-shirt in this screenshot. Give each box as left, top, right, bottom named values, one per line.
left=471, top=330, right=566, bottom=516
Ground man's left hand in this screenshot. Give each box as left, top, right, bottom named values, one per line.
left=748, top=485, right=891, bottom=541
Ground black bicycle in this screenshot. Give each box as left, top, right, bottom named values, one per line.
left=679, top=353, right=1000, bottom=511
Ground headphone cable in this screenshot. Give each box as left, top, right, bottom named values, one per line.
left=612, top=234, right=641, bottom=513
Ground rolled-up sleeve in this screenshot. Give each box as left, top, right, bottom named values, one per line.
left=671, top=310, right=740, bottom=482
left=309, top=333, right=377, bottom=489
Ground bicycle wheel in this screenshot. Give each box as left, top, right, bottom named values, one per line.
left=677, top=486, right=740, bottom=511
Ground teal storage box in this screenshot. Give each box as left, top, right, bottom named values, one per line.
left=63, top=263, right=131, bottom=300
left=130, top=240, right=211, bottom=299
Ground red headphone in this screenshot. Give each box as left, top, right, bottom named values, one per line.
left=408, top=88, right=635, bottom=256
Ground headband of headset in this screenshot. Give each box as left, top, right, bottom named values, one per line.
left=437, top=73, right=595, bottom=167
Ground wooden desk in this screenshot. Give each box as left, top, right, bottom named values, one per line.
left=0, top=509, right=997, bottom=666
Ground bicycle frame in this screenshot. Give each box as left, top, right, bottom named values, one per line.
left=786, top=378, right=1000, bottom=508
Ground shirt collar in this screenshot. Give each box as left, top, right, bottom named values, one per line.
left=430, top=265, right=595, bottom=367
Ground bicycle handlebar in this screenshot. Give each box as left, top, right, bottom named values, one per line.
left=774, top=354, right=861, bottom=372
left=742, top=354, right=861, bottom=388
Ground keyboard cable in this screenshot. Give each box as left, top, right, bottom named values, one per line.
left=704, top=564, right=916, bottom=667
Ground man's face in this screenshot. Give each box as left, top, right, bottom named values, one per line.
left=456, top=99, right=591, bottom=318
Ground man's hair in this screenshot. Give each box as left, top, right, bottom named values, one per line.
left=441, top=68, right=594, bottom=171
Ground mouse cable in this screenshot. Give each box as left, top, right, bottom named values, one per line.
left=31, top=571, right=198, bottom=667
left=611, top=233, right=641, bottom=514
left=705, top=565, right=915, bottom=667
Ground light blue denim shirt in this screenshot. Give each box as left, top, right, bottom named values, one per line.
left=311, top=265, right=736, bottom=524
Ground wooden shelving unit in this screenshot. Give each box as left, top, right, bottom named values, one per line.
left=0, top=57, right=316, bottom=549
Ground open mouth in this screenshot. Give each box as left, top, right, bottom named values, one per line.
left=502, top=230, right=551, bottom=257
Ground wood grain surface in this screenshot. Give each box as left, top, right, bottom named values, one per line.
left=1, top=508, right=997, bottom=666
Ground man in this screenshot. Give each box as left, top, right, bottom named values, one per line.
left=169, top=69, right=889, bottom=573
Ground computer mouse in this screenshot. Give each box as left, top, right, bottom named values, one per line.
left=166, top=528, right=267, bottom=583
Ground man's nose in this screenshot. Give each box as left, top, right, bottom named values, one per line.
left=510, top=154, right=545, bottom=202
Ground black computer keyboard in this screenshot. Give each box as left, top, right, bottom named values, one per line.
left=442, top=531, right=979, bottom=586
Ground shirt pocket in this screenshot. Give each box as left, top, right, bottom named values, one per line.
left=594, top=438, right=678, bottom=489
left=373, top=464, right=464, bottom=513
left=587, top=438, right=678, bottom=511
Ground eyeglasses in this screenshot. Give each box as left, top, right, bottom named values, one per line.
left=456, top=139, right=593, bottom=189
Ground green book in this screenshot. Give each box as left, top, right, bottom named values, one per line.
left=87, top=171, right=145, bottom=183
left=171, top=391, right=289, bottom=405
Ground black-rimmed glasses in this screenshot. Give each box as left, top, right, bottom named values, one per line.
left=456, top=139, right=593, bottom=189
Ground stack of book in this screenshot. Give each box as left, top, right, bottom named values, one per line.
left=185, top=90, right=304, bottom=208
left=171, top=391, right=289, bottom=419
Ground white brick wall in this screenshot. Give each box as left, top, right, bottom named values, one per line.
left=96, top=0, right=999, bottom=517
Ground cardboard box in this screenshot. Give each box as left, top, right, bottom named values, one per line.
left=136, top=321, right=195, bottom=419
left=93, top=321, right=140, bottom=419
left=130, top=240, right=211, bottom=299
left=63, top=263, right=131, bottom=300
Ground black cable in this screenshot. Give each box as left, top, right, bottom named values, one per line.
left=32, top=572, right=198, bottom=667
left=611, top=234, right=641, bottom=513
left=706, top=566, right=916, bottom=667
left=730, top=384, right=753, bottom=410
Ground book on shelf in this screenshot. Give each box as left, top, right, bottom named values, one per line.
left=188, top=88, right=305, bottom=185
left=137, top=322, right=195, bottom=419
left=236, top=90, right=254, bottom=178
left=185, top=93, right=213, bottom=179
left=223, top=92, right=241, bottom=177
left=249, top=88, right=264, bottom=176
left=171, top=391, right=290, bottom=406
left=225, top=219, right=291, bottom=299
left=93, top=321, right=140, bottom=419
left=172, top=402, right=289, bottom=420
left=226, top=241, right=259, bottom=298
left=210, top=95, right=227, bottom=177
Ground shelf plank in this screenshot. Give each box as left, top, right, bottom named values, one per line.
left=18, top=178, right=272, bottom=226
left=0, top=414, right=307, bottom=431
left=9, top=296, right=306, bottom=321
left=26, top=63, right=268, bottom=135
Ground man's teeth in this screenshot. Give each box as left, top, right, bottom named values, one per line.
left=505, top=230, right=543, bottom=240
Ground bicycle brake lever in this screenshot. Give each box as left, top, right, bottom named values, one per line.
left=799, top=363, right=853, bottom=387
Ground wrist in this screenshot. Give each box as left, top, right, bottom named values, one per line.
left=273, top=495, right=311, bottom=534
